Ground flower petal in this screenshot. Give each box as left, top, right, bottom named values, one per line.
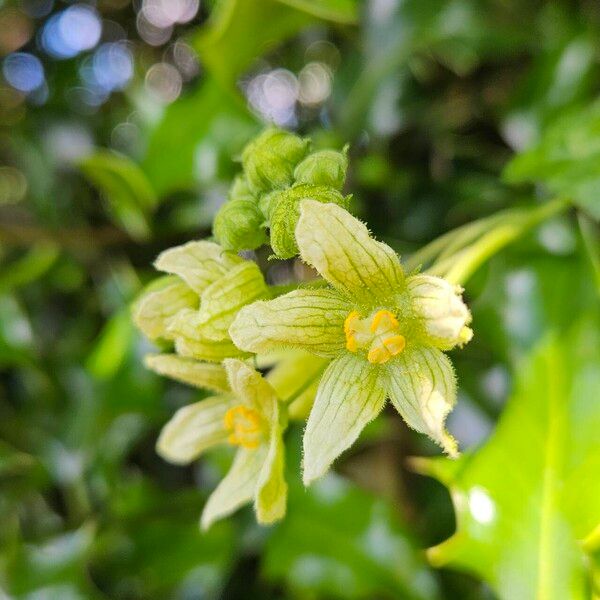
left=132, top=276, right=198, bottom=340
left=229, top=288, right=348, bottom=357
left=201, top=446, right=267, bottom=530
left=156, top=394, right=234, bottom=464
left=223, top=358, right=279, bottom=424
left=303, top=354, right=386, bottom=485
left=406, top=274, right=473, bottom=350
left=255, top=428, right=287, bottom=524
left=296, top=200, right=404, bottom=306
left=144, top=354, right=230, bottom=392
left=197, top=261, right=270, bottom=341
left=154, top=241, right=242, bottom=295
left=266, top=351, right=329, bottom=402
left=383, top=346, right=458, bottom=456
left=168, top=309, right=246, bottom=361
left=174, top=334, right=246, bottom=362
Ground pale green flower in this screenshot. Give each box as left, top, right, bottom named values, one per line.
left=230, top=201, right=473, bottom=484
left=157, top=359, right=287, bottom=530
left=133, top=240, right=270, bottom=362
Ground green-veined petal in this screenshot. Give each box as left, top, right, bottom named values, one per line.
left=144, top=354, right=229, bottom=392
left=201, top=445, right=267, bottom=530
left=255, top=428, right=287, bottom=524
left=229, top=288, right=349, bottom=357
left=168, top=308, right=247, bottom=361
left=154, top=240, right=242, bottom=295
left=224, top=358, right=279, bottom=424
left=174, top=334, right=246, bottom=362
left=383, top=346, right=458, bottom=456
left=132, top=275, right=198, bottom=340
left=303, top=354, right=386, bottom=485
left=296, top=200, right=404, bottom=306
left=197, top=261, right=270, bottom=341
left=156, top=395, right=234, bottom=464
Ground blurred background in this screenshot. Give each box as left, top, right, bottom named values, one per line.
left=0, top=0, right=599, bottom=598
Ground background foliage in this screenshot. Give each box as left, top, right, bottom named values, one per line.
left=1, top=0, right=599, bottom=598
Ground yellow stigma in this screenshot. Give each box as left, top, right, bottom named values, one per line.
left=344, top=309, right=406, bottom=364
left=223, top=405, right=264, bottom=449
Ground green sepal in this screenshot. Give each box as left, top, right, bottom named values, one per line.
left=269, top=184, right=351, bottom=259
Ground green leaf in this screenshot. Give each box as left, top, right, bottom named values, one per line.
left=413, top=316, right=600, bottom=599
left=264, top=435, right=439, bottom=600
left=504, top=100, right=600, bottom=220
left=79, top=150, right=158, bottom=240
left=142, top=78, right=256, bottom=195
left=86, top=308, right=135, bottom=380
left=278, top=0, right=358, bottom=23
left=193, top=0, right=314, bottom=89
left=0, top=243, right=59, bottom=294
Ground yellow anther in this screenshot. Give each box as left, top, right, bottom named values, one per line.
left=370, top=310, right=399, bottom=333
left=344, top=309, right=406, bottom=364
left=344, top=310, right=360, bottom=352
left=223, top=405, right=264, bottom=449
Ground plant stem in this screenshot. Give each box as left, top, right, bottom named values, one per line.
left=441, top=198, right=570, bottom=285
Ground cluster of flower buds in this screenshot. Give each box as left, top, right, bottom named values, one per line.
left=213, top=128, right=350, bottom=258
left=132, top=128, right=473, bottom=530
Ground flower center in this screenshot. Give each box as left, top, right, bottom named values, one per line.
left=344, top=309, right=406, bottom=364
left=223, top=405, right=265, bottom=449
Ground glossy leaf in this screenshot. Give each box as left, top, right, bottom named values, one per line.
left=413, top=316, right=600, bottom=599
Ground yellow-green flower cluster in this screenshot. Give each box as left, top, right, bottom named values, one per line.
left=213, top=128, right=350, bottom=258
left=132, top=128, right=473, bottom=530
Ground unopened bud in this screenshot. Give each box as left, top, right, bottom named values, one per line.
left=213, top=198, right=268, bottom=251
left=294, top=146, right=348, bottom=190
left=229, top=175, right=255, bottom=203
left=242, top=128, right=310, bottom=193
left=407, top=275, right=473, bottom=350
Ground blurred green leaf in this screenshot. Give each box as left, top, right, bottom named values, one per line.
left=93, top=478, right=236, bottom=599
left=414, top=316, right=600, bottom=599
left=142, top=79, right=256, bottom=195
left=86, top=308, right=135, bottom=380
left=264, top=436, right=439, bottom=600
left=79, top=150, right=158, bottom=240
left=504, top=100, right=600, bottom=220
left=578, top=212, right=600, bottom=294
left=0, top=243, right=59, bottom=294
left=3, top=523, right=98, bottom=597
left=194, top=0, right=356, bottom=90
left=279, top=0, right=358, bottom=23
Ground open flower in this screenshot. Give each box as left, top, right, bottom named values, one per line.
left=157, top=359, right=287, bottom=529
left=133, top=241, right=270, bottom=362
left=230, top=201, right=472, bottom=484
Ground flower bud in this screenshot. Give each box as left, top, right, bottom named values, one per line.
left=257, top=189, right=280, bottom=221
left=269, top=184, right=351, bottom=259
left=229, top=175, right=255, bottom=203
left=213, top=198, right=268, bottom=251
left=242, top=128, right=310, bottom=193
left=407, top=275, right=473, bottom=350
left=294, top=146, right=348, bottom=190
